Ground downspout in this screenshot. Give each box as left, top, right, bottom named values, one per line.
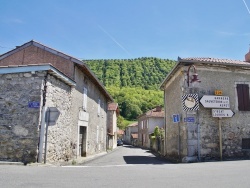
left=164, top=89, right=167, bottom=156
left=38, top=73, right=48, bottom=163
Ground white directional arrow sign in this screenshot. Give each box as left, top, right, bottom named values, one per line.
left=200, top=95, right=230, bottom=108
left=212, top=109, right=234, bottom=117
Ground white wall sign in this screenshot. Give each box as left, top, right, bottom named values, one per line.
left=212, top=109, right=234, bottom=117
left=200, top=95, right=230, bottom=108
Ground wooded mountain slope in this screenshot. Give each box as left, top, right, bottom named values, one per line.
left=85, top=57, right=176, bottom=124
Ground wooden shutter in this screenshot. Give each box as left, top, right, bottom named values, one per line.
left=237, top=84, right=250, bottom=111
left=243, top=84, right=250, bottom=111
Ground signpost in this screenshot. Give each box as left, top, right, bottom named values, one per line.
left=44, top=107, right=60, bottom=164
left=212, top=109, right=234, bottom=118
left=46, top=107, right=60, bottom=126
left=200, top=95, right=230, bottom=108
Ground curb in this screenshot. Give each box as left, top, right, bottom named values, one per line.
left=0, top=147, right=120, bottom=167
left=0, top=161, right=24, bottom=166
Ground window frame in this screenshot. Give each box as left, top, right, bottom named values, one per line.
left=83, top=87, right=88, bottom=111
left=236, top=83, right=250, bottom=111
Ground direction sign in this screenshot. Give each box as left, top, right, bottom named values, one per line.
left=200, top=95, right=230, bottom=108
left=212, top=109, right=234, bottom=117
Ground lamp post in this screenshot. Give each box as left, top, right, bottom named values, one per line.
left=185, top=64, right=201, bottom=161
left=186, top=65, right=201, bottom=88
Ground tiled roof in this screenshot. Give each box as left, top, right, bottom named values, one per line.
left=138, top=108, right=164, bottom=118
left=179, top=57, right=249, bottom=66
left=128, top=122, right=138, bottom=127
left=131, top=133, right=138, bottom=139
left=160, top=56, right=250, bottom=90
left=117, top=130, right=124, bottom=135
left=108, top=103, right=118, bottom=111
left=0, top=40, right=114, bottom=102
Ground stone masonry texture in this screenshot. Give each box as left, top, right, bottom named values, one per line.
left=163, top=65, right=250, bottom=162
left=0, top=71, right=44, bottom=162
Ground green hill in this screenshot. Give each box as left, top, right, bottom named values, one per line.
left=85, top=57, right=176, bottom=125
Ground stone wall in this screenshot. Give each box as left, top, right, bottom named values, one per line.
left=197, top=67, right=250, bottom=160
left=164, top=70, right=187, bottom=160
left=0, top=71, right=44, bottom=162
left=45, top=74, right=74, bottom=163
left=72, top=67, right=108, bottom=157
left=164, top=65, right=250, bottom=162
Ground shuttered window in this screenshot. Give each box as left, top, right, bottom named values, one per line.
left=236, top=84, right=250, bottom=111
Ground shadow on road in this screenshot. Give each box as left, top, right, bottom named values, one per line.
left=123, top=156, right=170, bottom=165
left=122, top=145, right=141, bottom=149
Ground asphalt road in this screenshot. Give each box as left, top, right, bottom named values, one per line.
left=0, top=145, right=249, bottom=188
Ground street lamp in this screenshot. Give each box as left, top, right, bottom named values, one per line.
left=187, top=65, right=201, bottom=87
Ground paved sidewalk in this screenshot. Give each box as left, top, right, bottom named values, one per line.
left=0, top=149, right=116, bottom=167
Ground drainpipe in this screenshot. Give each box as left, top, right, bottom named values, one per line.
left=38, top=74, right=48, bottom=163
left=163, top=90, right=167, bottom=156
left=197, top=123, right=200, bottom=161
left=44, top=107, right=50, bottom=164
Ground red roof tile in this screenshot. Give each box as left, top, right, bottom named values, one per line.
left=131, top=133, right=138, bottom=139
left=117, top=130, right=124, bottom=135
left=138, top=107, right=164, bottom=118
left=180, top=57, right=249, bottom=65
left=128, top=122, right=138, bottom=127
left=108, top=103, right=118, bottom=111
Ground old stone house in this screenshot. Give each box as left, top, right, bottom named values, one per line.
left=0, top=41, right=114, bottom=163
left=107, top=102, right=119, bottom=150
left=138, top=106, right=164, bottom=149
left=124, top=122, right=138, bottom=146
left=160, top=51, right=250, bottom=162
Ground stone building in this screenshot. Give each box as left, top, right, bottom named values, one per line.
left=107, top=102, right=119, bottom=150
left=138, top=106, right=164, bottom=149
left=0, top=41, right=114, bottom=163
left=124, top=122, right=138, bottom=146
left=160, top=51, right=250, bottom=162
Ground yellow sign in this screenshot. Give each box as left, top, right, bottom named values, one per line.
left=215, top=90, right=223, bottom=95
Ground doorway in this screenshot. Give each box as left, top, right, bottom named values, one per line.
left=79, top=126, right=87, bottom=157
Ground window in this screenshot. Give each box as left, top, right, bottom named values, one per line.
left=83, top=87, right=87, bottom=110
left=236, top=84, right=250, bottom=111
left=101, top=127, right=103, bottom=143
left=98, top=99, right=101, bottom=116
left=102, top=102, right=104, bottom=118
left=242, top=138, right=250, bottom=150
left=96, top=126, right=99, bottom=143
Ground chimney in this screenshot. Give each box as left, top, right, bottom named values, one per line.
left=245, top=48, right=250, bottom=62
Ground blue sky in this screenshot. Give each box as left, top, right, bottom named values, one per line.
left=1, top=0, right=250, bottom=61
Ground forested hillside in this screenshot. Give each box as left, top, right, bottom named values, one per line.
left=85, top=57, right=176, bottom=128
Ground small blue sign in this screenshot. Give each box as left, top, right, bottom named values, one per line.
left=184, top=117, right=195, bottom=122
left=172, top=114, right=180, bottom=123
left=28, top=102, right=40, bottom=108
